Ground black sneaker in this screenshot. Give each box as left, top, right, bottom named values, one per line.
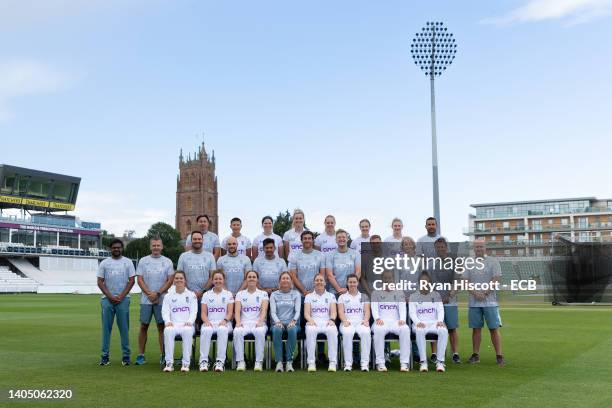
left=429, top=353, right=437, bottom=364
left=452, top=353, right=461, bottom=364
left=496, top=355, right=506, bottom=366
left=99, top=355, right=110, bottom=366
left=468, top=353, right=480, bottom=364
left=122, top=356, right=131, bottom=366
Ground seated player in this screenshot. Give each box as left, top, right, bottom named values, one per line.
left=304, top=274, right=338, bottom=372
left=337, top=274, right=371, bottom=371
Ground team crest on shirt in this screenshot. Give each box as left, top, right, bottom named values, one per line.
left=325, top=298, right=328, bottom=304
left=344, top=298, right=350, bottom=303
left=186, top=296, right=189, bottom=303
left=256, top=296, right=260, bottom=303
left=172, top=298, right=177, bottom=303
left=242, top=297, right=248, bottom=302
left=222, top=297, right=226, bottom=303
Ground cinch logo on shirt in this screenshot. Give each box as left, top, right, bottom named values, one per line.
left=311, top=307, right=329, bottom=314
left=172, top=306, right=190, bottom=313
left=417, top=307, right=436, bottom=314
left=345, top=307, right=363, bottom=314
left=242, top=306, right=261, bottom=313
left=208, top=307, right=226, bottom=313
left=322, top=247, right=335, bottom=253
left=379, top=304, right=398, bottom=310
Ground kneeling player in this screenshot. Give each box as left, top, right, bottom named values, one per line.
left=304, top=274, right=338, bottom=372
left=162, top=271, right=197, bottom=372
left=409, top=271, right=448, bottom=372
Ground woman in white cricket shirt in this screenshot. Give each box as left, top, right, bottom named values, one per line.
left=282, top=209, right=307, bottom=257
left=337, top=274, right=371, bottom=371
left=162, top=271, right=198, bottom=372
left=371, top=270, right=411, bottom=372
left=304, top=274, right=338, bottom=372
left=199, top=271, right=234, bottom=372
left=233, top=270, right=269, bottom=371
left=409, top=271, right=448, bottom=373
left=252, top=215, right=284, bottom=259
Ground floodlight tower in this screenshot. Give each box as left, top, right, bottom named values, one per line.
left=410, top=21, right=457, bottom=234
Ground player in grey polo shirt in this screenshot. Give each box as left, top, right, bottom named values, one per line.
left=214, top=235, right=252, bottom=294
left=184, top=214, right=221, bottom=260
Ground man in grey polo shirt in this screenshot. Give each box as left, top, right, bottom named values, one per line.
left=416, top=217, right=441, bottom=259
left=214, top=235, right=252, bottom=294
left=135, top=237, right=175, bottom=366
left=97, top=238, right=136, bottom=366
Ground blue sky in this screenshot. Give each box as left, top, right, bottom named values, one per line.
left=1, top=0, right=611, bottom=241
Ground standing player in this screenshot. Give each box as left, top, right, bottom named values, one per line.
left=162, top=271, right=197, bottom=372
left=252, top=215, right=283, bottom=259
left=350, top=219, right=372, bottom=253
left=135, top=237, right=175, bottom=366
left=185, top=214, right=221, bottom=260
left=234, top=270, right=269, bottom=371
left=337, top=274, right=371, bottom=371
left=465, top=239, right=505, bottom=366
left=97, top=239, right=135, bottom=366
left=326, top=230, right=361, bottom=295
left=314, top=215, right=338, bottom=254
left=416, top=217, right=441, bottom=258
left=221, top=217, right=252, bottom=258
left=283, top=208, right=307, bottom=257
left=304, top=274, right=338, bottom=372
left=199, top=271, right=234, bottom=372
left=384, top=218, right=404, bottom=243
left=288, top=231, right=326, bottom=296
left=252, top=238, right=288, bottom=296
left=371, top=270, right=411, bottom=372
left=409, top=271, right=448, bottom=372
left=213, top=236, right=252, bottom=294
left=177, top=231, right=217, bottom=321
left=270, top=272, right=301, bottom=372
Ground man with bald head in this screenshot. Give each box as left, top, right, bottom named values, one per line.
left=211, top=235, right=252, bottom=294
left=464, top=239, right=505, bottom=366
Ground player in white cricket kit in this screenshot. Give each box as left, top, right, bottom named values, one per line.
left=199, top=271, right=234, bottom=372
left=221, top=217, right=252, bottom=258
left=409, top=271, right=448, bottom=373
left=283, top=209, right=307, bottom=257
left=162, top=271, right=198, bottom=372
left=233, top=270, right=269, bottom=371
left=349, top=219, right=372, bottom=253
left=304, top=274, right=338, bottom=372
left=371, top=270, right=411, bottom=372
left=252, top=215, right=284, bottom=259
left=384, top=217, right=404, bottom=243
left=314, top=215, right=338, bottom=254
left=337, top=274, right=371, bottom=371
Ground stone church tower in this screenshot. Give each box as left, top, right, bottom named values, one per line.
left=175, top=141, right=219, bottom=238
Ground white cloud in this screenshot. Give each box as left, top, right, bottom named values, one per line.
left=0, top=60, right=73, bottom=122
left=483, top=0, right=612, bottom=25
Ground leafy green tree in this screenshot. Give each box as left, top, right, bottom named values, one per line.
left=124, top=237, right=149, bottom=260
left=122, top=222, right=183, bottom=267
left=273, top=210, right=292, bottom=237
left=147, top=222, right=181, bottom=248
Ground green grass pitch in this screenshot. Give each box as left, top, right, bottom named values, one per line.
left=1, top=294, right=611, bottom=408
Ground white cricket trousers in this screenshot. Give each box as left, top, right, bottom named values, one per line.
left=200, top=321, right=233, bottom=364
left=372, top=320, right=411, bottom=365
left=164, top=323, right=195, bottom=366
left=413, top=322, right=448, bottom=363
left=305, top=320, right=338, bottom=365
left=340, top=322, right=371, bottom=366
left=233, top=321, right=267, bottom=363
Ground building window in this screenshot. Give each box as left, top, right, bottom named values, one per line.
left=186, top=219, right=192, bottom=233
left=80, top=235, right=100, bottom=250
left=548, top=219, right=554, bottom=225
left=502, top=221, right=509, bottom=229
left=58, top=232, right=78, bottom=248
left=504, top=250, right=511, bottom=256
left=476, top=222, right=484, bottom=231
left=517, top=249, right=525, bottom=256
left=578, top=217, right=588, bottom=228
left=503, top=235, right=510, bottom=242
left=491, top=236, right=496, bottom=241
left=37, top=231, right=57, bottom=247
left=533, top=234, right=542, bottom=243
left=186, top=196, right=193, bottom=211
left=561, top=218, right=569, bottom=225
left=532, top=220, right=542, bottom=231
left=12, top=230, right=34, bottom=246
left=0, top=227, right=10, bottom=243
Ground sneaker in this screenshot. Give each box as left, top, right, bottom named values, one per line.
left=468, top=353, right=480, bottom=364
left=214, top=361, right=224, bottom=372
left=199, top=361, right=209, bottom=372
left=328, top=363, right=336, bottom=372
left=135, top=354, right=146, bottom=365
left=121, top=357, right=131, bottom=366
left=360, top=364, right=369, bottom=372
left=436, top=361, right=446, bottom=372
left=308, top=363, right=316, bottom=372
left=420, top=362, right=428, bottom=372
left=452, top=353, right=461, bottom=364
left=343, top=365, right=352, bottom=372
left=275, top=362, right=284, bottom=372
left=254, top=361, right=263, bottom=372
left=377, top=364, right=387, bottom=372
left=163, top=362, right=173, bottom=372
left=286, top=362, right=294, bottom=372
left=429, top=353, right=437, bottom=364
left=400, top=363, right=409, bottom=372
left=236, top=361, right=246, bottom=371
left=496, top=355, right=506, bottom=366
left=180, top=363, right=190, bottom=372
left=99, top=355, right=110, bottom=366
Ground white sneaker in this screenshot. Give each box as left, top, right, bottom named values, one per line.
left=420, top=362, right=429, bottom=372
left=377, top=364, right=387, bottom=372
left=254, top=361, right=263, bottom=372
left=275, top=362, right=284, bottom=372
left=436, top=361, right=446, bottom=372
left=307, top=363, right=316, bottom=372
left=199, top=361, right=208, bottom=372
left=214, top=361, right=224, bottom=372
left=180, top=363, right=190, bottom=372
left=328, top=363, right=336, bottom=372
left=361, top=364, right=369, bottom=372
left=163, top=362, right=173, bottom=372
left=343, top=365, right=352, bottom=372
left=286, top=362, right=294, bottom=372
left=236, top=361, right=246, bottom=371
left=400, top=363, right=409, bottom=372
